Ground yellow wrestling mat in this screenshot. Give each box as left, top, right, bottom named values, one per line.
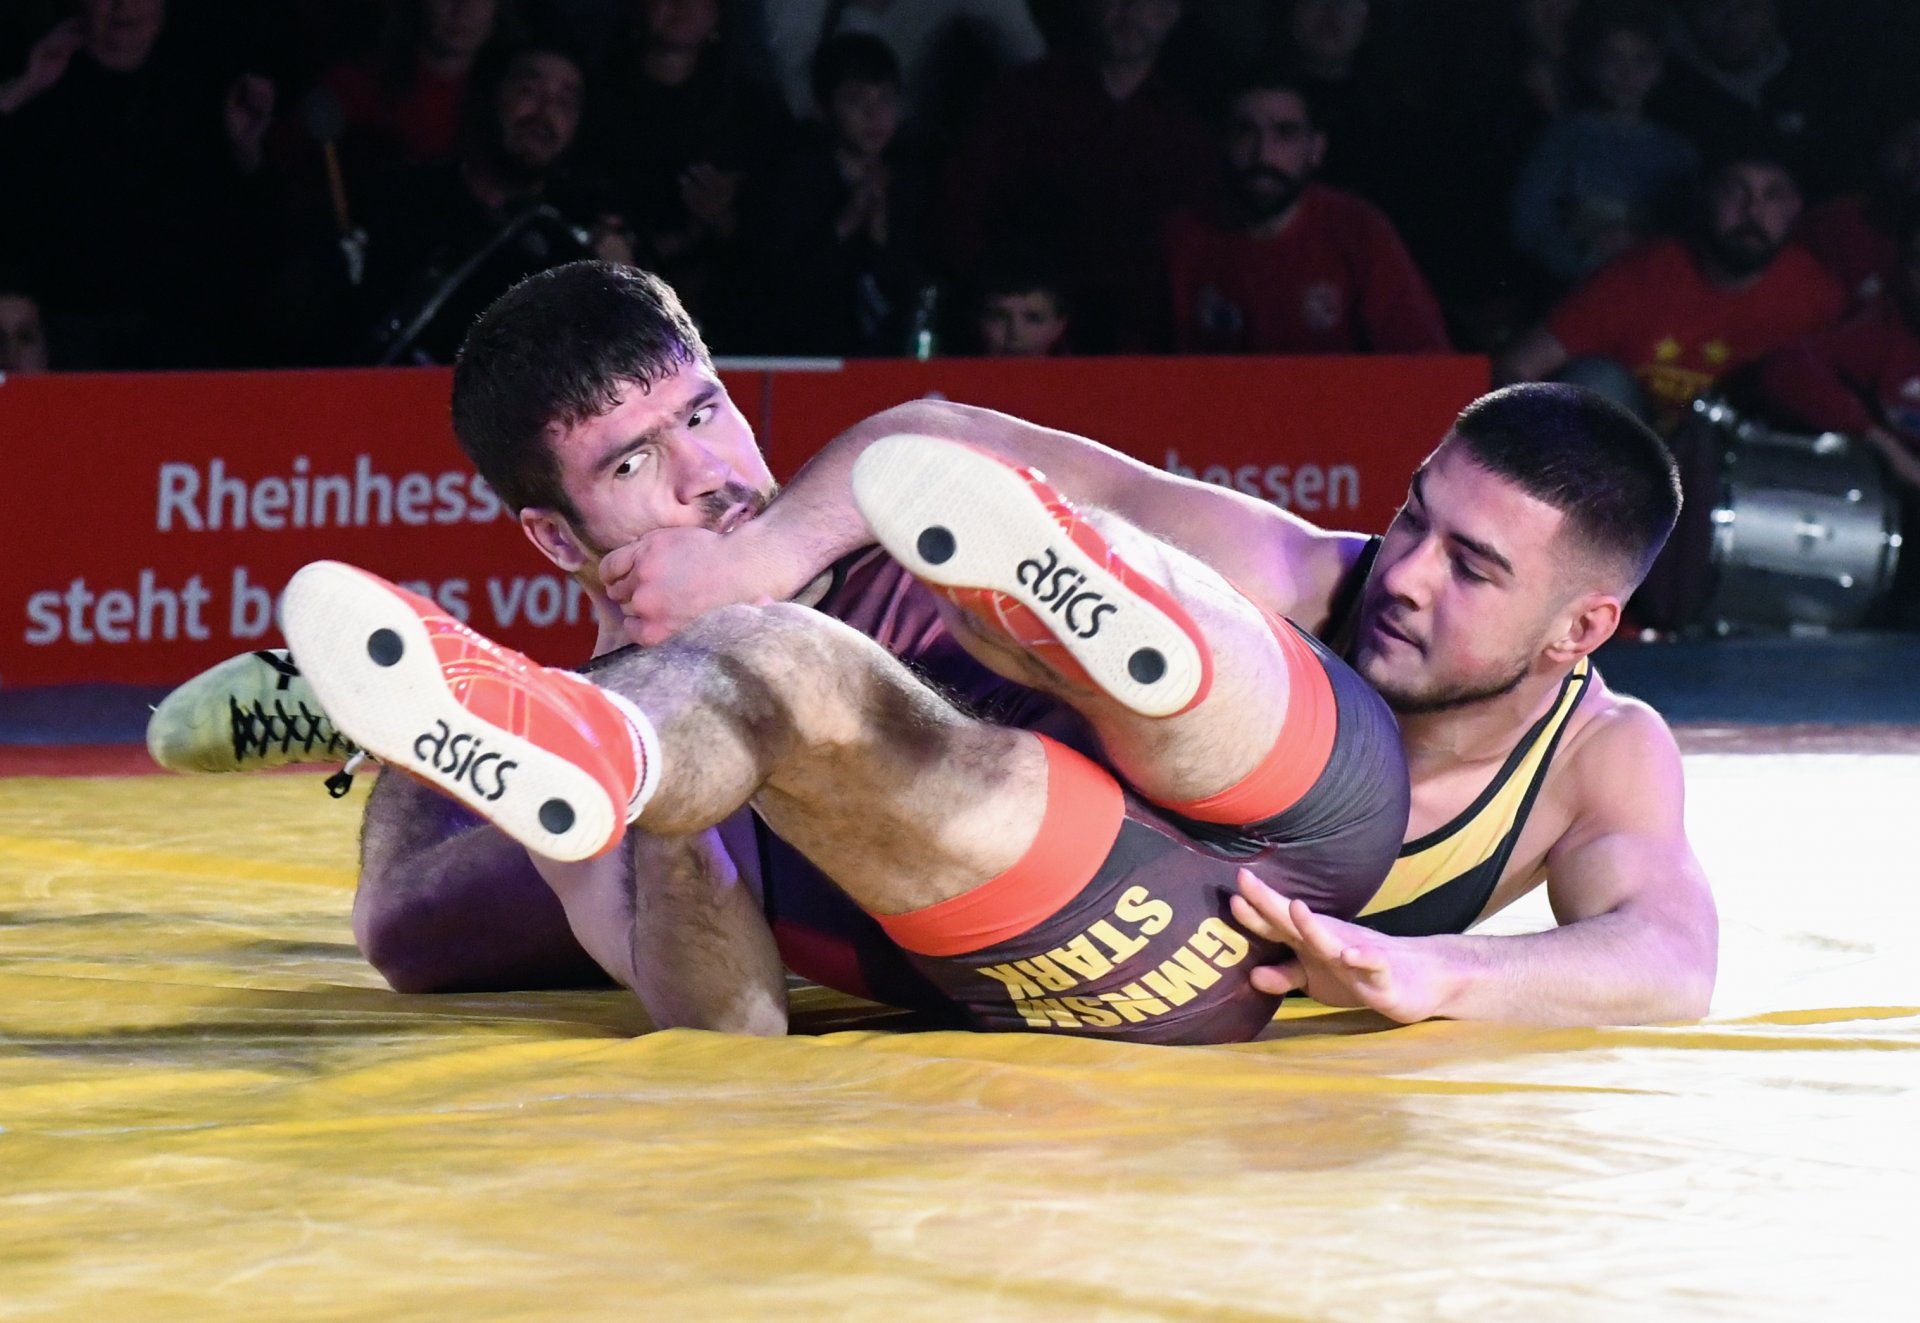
left=1, top=737, right=1913, bottom=1321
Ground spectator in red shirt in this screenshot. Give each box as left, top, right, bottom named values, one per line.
left=1162, top=73, right=1449, bottom=355
left=1754, top=205, right=1920, bottom=494
left=1799, top=105, right=1920, bottom=308
left=314, top=0, right=512, bottom=182
left=941, top=0, right=1213, bottom=351
left=1751, top=204, right=1920, bottom=626
left=1499, top=139, right=1845, bottom=427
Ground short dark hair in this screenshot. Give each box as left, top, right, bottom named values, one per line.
left=1449, top=383, right=1681, bottom=587
left=451, top=262, right=710, bottom=518
left=1219, top=67, right=1318, bottom=131
left=980, top=253, right=1072, bottom=312
left=810, top=32, right=901, bottom=108
left=1699, top=129, right=1805, bottom=191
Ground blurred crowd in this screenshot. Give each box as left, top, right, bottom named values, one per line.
left=3, top=1, right=1918, bottom=450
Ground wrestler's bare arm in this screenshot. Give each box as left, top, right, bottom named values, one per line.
left=1234, top=702, right=1717, bottom=1025
left=604, top=399, right=1365, bottom=640
left=357, top=752, right=786, bottom=1030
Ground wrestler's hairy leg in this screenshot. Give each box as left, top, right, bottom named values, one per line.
left=601, top=601, right=1051, bottom=918
left=851, top=435, right=1301, bottom=808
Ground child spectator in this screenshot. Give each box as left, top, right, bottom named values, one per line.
left=760, top=0, right=1043, bottom=147
left=942, top=0, right=1212, bottom=351
left=0, top=285, right=50, bottom=376
left=748, top=33, right=929, bottom=356
left=973, top=259, right=1073, bottom=356
left=1511, top=0, right=1698, bottom=286
left=573, top=0, right=789, bottom=342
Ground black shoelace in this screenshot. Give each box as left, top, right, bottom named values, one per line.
left=228, top=695, right=355, bottom=763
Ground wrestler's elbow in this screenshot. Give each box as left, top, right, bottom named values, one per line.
left=1650, top=962, right=1715, bottom=1022
left=859, top=398, right=970, bottom=441
left=1644, top=918, right=1718, bottom=1022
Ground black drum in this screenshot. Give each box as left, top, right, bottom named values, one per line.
left=1691, top=398, right=1904, bottom=632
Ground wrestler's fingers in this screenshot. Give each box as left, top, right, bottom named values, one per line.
left=599, top=545, right=637, bottom=595
left=1283, top=897, right=1355, bottom=968
left=1249, top=960, right=1305, bottom=996
left=1229, top=888, right=1276, bottom=936
left=1232, top=870, right=1303, bottom=944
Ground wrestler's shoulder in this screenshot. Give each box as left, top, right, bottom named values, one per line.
left=1553, top=676, right=1685, bottom=813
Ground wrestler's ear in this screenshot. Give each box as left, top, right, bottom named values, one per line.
left=519, top=507, right=589, bottom=573
left=1544, top=592, right=1621, bottom=663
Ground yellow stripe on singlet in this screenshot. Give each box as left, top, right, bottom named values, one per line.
left=1358, top=658, right=1590, bottom=918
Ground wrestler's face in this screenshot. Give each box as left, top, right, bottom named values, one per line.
left=529, top=361, right=775, bottom=588
left=1353, top=442, right=1578, bottom=715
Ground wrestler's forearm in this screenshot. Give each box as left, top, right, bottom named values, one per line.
left=354, top=771, right=611, bottom=992
left=1420, top=909, right=1715, bottom=1025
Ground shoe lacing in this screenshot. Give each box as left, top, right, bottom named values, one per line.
left=228, top=695, right=357, bottom=762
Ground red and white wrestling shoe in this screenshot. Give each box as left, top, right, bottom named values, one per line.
left=279, top=561, right=655, bottom=861
left=851, top=435, right=1213, bottom=717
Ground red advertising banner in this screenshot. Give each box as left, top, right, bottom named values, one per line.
left=0, top=356, right=1484, bottom=689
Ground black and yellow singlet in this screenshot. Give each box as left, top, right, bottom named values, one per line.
left=1325, top=536, right=1595, bottom=937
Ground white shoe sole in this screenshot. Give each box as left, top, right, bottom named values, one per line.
left=279, top=561, right=620, bottom=862
left=851, top=434, right=1205, bottom=717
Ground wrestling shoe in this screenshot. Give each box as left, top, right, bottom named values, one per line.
left=278, top=561, right=658, bottom=862
left=851, top=434, right=1213, bottom=717
left=147, top=649, right=359, bottom=779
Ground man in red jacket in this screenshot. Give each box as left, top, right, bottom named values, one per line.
left=1162, top=72, right=1450, bottom=355
left=1499, top=139, right=1844, bottom=429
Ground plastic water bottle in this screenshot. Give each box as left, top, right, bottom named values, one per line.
left=908, top=284, right=939, bottom=360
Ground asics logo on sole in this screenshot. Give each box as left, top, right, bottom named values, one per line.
left=414, top=720, right=517, bottom=802
left=1015, top=547, right=1118, bottom=639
